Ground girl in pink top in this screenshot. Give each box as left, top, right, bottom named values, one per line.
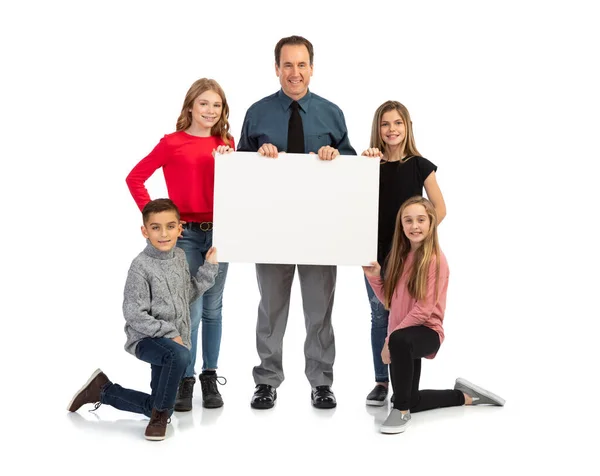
left=363, top=197, right=505, bottom=434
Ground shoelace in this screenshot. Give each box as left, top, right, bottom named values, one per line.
left=315, top=386, right=333, bottom=396
left=90, top=402, right=102, bottom=412
left=179, top=380, right=195, bottom=398
left=149, top=411, right=171, bottom=426
left=201, top=374, right=227, bottom=394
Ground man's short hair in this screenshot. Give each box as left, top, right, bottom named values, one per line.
left=274, top=35, right=314, bottom=66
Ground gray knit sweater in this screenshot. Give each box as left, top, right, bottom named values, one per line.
left=122, top=242, right=219, bottom=355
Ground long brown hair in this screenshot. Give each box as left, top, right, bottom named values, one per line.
left=383, top=196, right=440, bottom=308
left=175, top=78, right=232, bottom=145
left=370, top=100, right=421, bottom=162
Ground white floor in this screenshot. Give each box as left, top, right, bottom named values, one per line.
left=8, top=263, right=596, bottom=474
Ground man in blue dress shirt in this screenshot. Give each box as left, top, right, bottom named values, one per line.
left=238, top=35, right=356, bottom=410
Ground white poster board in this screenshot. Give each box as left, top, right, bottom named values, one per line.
left=213, top=151, right=379, bottom=266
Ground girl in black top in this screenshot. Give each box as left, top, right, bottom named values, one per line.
left=362, top=101, right=447, bottom=406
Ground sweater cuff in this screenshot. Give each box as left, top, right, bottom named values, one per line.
left=201, top=261, right=219, bottom=276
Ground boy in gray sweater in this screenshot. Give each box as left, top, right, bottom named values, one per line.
left=67, top=199, right=219, bottom=441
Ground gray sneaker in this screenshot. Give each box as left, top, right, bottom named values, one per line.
left=454, top=378, right=505, bottom=406
left=380, top=409, right=411, bottom=434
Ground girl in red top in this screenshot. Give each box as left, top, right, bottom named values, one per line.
left=363, top=197, right=504, bottom=434
left=126, top=78, right=234, bottom=411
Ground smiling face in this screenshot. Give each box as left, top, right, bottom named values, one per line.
left=401, top=203, right=431, bottom=249
left=189, top=89, right=223, bottom=136
left=380, top=109, right=406, bottom=149
left=276, top=44, right=313, bottom=101
left=141, top=210, right=182, bottom=252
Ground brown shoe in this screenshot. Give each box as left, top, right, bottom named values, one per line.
left=145, top=408, right=170, bottom=441
left=67, top=369, right=110, bottom=412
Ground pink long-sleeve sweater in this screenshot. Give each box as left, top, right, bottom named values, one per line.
left=366, top=250, right=449, bottom=359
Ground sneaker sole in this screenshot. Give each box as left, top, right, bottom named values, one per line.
left=366, top=398, right=386, bottom=407
left=455, top=378, right=505, bottom=406
left=67, top=368, right=103, bottom=412
left=145, top=435, right=166, bottom=441
left=380, top=420, right=411, bottom=434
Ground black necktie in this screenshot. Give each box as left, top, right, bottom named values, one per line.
left=287, top=101, right=304, bottom=153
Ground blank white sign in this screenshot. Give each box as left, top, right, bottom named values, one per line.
left=212, top=151, right=379, bottom=266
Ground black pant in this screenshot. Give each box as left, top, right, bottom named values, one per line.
left=389, top=326, right=465, bottom=412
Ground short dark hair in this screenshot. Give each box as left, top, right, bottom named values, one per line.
left=142, top=198, right=180, bottom=224
left=274, top=35, right=314, bottom=66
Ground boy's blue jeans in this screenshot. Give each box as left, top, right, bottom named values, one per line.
left=101, top=338, right=190, bottom=417
left=177, top=224, right=229, bottom=377
left=364, top=275, right=390, bottom=383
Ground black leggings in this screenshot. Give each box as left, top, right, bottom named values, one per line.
left=389, top=326, right=465, bottom=412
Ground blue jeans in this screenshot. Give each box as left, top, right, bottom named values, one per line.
left=364, top=275, right=390, bottom=383
left=177, top=224, right=229, bottom=377
left=101, top=337, right=190, bottom=417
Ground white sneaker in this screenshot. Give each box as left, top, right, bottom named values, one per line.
left=380, top=409, right=411, bottom=434
left=454, top=378, right=505, bottom=406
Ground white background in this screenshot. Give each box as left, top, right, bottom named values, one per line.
left=1, top=0, right=598, bottom=474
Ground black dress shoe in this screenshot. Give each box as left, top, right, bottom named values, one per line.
left=311, top=385, right=337, bottom=409
left=251, top=384, right=277, bottom=409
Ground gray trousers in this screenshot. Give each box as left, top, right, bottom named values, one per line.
left=252, top=263, right=337, bottom=388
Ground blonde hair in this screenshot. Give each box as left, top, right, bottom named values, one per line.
left=175, top=78, right=232, bottom=145
left=383, top=196, right=440, bottom=308
left=369, top=100, right=421, bottom=162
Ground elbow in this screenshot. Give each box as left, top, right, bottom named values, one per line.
left=437, top=205, right=447, bottom=224
left=125, top=172, right=135, bottom=189
left=125, top=169, right=137, bottom=187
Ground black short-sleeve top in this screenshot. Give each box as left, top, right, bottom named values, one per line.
left=377, top=155, right=437, bottom=265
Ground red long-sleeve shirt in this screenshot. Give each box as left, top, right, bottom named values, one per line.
left=126, top=131, right=235, bottom=223
left=367, top=251, right=449, bottom=359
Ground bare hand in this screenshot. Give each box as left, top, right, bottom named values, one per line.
left=206, top=247, right=218, bottom=264
left=258, top=143, right=279, bottom=158
left=362, top=148, right=383, bottom=158
left=212, top=145, right=234, bottom=157
left=362, top=261, right=381, bottom=277
left=381, top=341, right=391, bottom=365
left=172, top=336, right=184, bottom=346
left=313, top=145, right=339, bottom=161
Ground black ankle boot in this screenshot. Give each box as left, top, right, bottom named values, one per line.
left=199, top=372, right=227, bottom=408
left=174, top=377, right=195, bottom=412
